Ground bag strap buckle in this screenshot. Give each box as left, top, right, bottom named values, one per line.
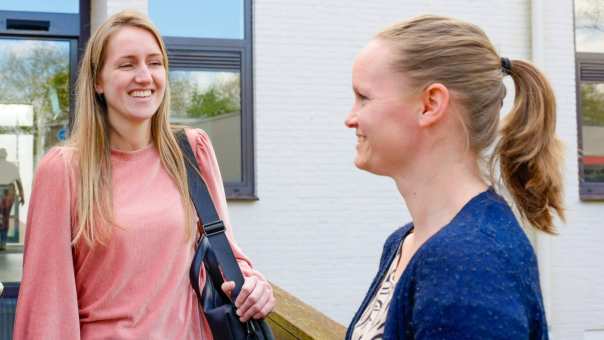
left=203, top=220, right=225, bottom=236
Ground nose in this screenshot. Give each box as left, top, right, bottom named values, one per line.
left=134, top=64, right=152, bottom=83
left=345, top=109, right=358, bottom=128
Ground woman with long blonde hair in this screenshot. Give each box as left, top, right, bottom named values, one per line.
left=346, top=15, right=563, bottom=339
left=14, top=10, right=274, bottom=339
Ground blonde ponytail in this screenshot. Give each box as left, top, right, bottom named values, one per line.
left=492, top=59, right=564, bottom=234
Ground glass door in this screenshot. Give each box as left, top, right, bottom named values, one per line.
left=0, top=37, right=75, bottom=254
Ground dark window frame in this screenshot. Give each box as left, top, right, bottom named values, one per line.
left=160, top=0, right=256, bottom=200
left=0, top=0, right=91, bottom=131
left=0, top=1, right=89, bottom=260
left=576, top=52, right=604, bottom=200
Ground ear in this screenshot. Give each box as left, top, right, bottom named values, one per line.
left=95, top=78, right=104, bottom=95
left=418, top=83, right=449, bottom=127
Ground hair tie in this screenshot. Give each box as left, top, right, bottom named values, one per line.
left=501, top=57, right=512, bottom=75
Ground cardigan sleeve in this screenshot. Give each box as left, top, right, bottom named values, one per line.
left=410, top=238, right=530, bottom=340
left=13, top=147, right=80, bottom=340
left=186, top=128, right=267, bottom=283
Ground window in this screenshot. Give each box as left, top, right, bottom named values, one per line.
left=0, top=2, right=88, bottom=336
left=575, top=0, right=604, bottom=200
left=149, top=0, right=255, bottom=199
left=0, top=0, right=87, bottom=274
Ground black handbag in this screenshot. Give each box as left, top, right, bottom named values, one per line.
left=176, top=131, right=275, bottom=340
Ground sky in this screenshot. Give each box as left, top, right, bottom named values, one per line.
left=0, top=0, right=78, bottom=13
left=148, top=0, right=243, bottom=39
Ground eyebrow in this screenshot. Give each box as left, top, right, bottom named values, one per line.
left=116, top=53, right=163, bottom=61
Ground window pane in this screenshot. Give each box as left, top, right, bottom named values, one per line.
left=169, top=70, right=242, bottom=182
left=0, top=0, right=78, bottom=13
left=0, top=38, right=71, bottom=250
left=575, top=0, right=604, bottom=53
left=149, top=0, right=243, bottom=39
left=580, top=83, right=604, bottom=182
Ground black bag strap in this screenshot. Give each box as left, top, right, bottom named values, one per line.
left=176, top=130, right=246, bottom=301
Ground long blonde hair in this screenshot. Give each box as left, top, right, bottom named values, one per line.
left=69, top=10, right=194, bottom=246
left=377, top=15, right=564, bottom=234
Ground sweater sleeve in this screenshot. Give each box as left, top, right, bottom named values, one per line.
left=186, top=128, right=267, bottom=283
left=410, top=239, right=530, bottom=340
left=13, top=147, right=80, bottom=340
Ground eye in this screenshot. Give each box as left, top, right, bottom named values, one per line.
left=118, top=63, right=133, bottom=69
left=149, top=60, right=163, bottom=67
left=356, top=93, right=369, bottom=104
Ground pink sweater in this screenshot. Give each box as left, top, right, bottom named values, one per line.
left=13, top=129, right=264, bottom=340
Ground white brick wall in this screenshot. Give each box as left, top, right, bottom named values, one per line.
left=87, top=0, right=603, bottom=338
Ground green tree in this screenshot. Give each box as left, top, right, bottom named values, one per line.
left=169, top=74, right=194, bottom=117
left=0, top=41, right=70, bottom=157
left=581, top=84, right=604, bottom=126
left=186, top=80, right=240, bottom=118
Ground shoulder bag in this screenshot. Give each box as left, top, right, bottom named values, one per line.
left=176, top=131, right=275, bottom=340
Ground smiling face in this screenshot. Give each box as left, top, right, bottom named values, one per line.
left=345, top=39, right=423, bottom=176
left=95, top=26, right=166, bottom=129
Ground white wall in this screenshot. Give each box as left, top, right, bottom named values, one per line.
left=89, top=0, right=604, bottom=338
left=539, top=1, right=604, bottom=338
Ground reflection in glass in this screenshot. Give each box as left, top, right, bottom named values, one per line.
left=575, top=0, right=604, bottom=53
left=0, top=0, right=79, bottom=13
left=0, top=38, right=70, bottom=246
left=149, top=0, right=244, bottom=39
left=580, top=83, right=604, bottom=182
left=170, top=71, right=242, bottom=182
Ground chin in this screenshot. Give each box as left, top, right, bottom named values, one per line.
left=127, top=107, right=159, bottom=120
left=355, top=157, right=389, bottom=177
left=354, top=157, right=370, bottom=172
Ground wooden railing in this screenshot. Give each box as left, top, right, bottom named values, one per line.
left=266, top=284, right=346, bottom=340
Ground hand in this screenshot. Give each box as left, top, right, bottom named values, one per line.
left=221, top=276, right=275, bottom=322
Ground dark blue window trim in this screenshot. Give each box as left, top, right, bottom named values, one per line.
left=0, top=10, right=79, bottom=37
left=0, top=282, right=19, bottom=299
left=576, top=52, right=604, bottom=200
left=0, top=0, right=89, bottom=283
left=163, top=0, right=256, bottom=200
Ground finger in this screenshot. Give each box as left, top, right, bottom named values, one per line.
left=240, top=286, right=270, bottom=322
left=221, top=281, right=235, bottom=298
left=236, top=279, right=263, bottom=318
left=253, top=296, right=275, bottom=320
left=253, top=289, right=276, bottom=319
left=235, top=276, right=257, bottom=308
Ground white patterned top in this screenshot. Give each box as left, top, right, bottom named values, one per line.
left=351, top=241, right=403, bottom=340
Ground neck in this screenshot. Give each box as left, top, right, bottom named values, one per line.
left=393, top=155, right=487, bottom=243
left=109, top=116, right=152, bottom=151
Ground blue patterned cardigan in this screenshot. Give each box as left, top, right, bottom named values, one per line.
left=346, top=188, right=548, bottom=340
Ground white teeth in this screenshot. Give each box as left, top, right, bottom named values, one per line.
left=130, top=90, right=152, bottom=97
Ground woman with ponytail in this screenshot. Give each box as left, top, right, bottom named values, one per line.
left=13, top=11, right=274, bottom=339
left=345, top=15, right=563, bottom=339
